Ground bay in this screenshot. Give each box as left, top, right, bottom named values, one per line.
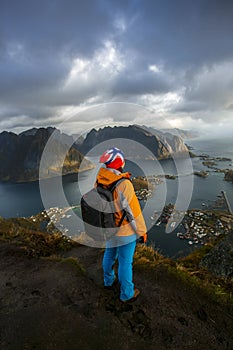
left=0, top=137, right=233, bottom=258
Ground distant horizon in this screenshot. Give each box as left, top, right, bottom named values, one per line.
left=0, top=123, right=200, bottom=137
left=1, top=123, right=232, bottom=141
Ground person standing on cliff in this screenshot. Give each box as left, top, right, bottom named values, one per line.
left=96, top=147, right=147, bottom=302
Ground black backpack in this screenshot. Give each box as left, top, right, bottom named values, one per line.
left=80, top=178, right=128, bottom=242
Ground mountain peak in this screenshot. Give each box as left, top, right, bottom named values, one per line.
left=79, top=124, right=188, bottom=159
left=0, top=127, right=94, bottom=182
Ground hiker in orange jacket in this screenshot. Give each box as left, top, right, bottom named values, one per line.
left=97, top=147, right=147, bottom=302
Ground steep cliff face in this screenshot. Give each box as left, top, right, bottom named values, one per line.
left=200, top=232, right=233, bottom=278
left=0, top=128, right=94, bottom=182
left=78, top=125, right=189, bottom=159
left=0, top=131, right=19, bottom=174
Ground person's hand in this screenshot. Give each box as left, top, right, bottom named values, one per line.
left=143, top=233, right=147, bottom=243
left=138, top=233, right=147, bottom=244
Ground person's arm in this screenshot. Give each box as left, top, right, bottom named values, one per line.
left=117, top=180, right=147, bottom=241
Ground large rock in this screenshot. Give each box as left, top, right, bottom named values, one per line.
left=200, top=232, right=233, bottom=278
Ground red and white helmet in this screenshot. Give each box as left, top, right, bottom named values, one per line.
left=99, top=147, right=125, bottom=169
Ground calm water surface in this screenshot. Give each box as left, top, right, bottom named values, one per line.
left=0, top=137, right=232, bottom=257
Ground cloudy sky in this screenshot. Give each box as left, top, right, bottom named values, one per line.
left=1, top=0, right=233, bottom=136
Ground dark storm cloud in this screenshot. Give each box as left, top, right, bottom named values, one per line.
left=121, top=0, right=233, bottom=68
left=111, top=66, right=173, bottom=96
left=0, top=0, right=113, bottom=96
left=0, top=0, right=233, bottom=131
left=0, top=55, right=68, bottom=102
left=0, top=0, right=113, bottom=57
left=173, top=101, right=209, bottom=114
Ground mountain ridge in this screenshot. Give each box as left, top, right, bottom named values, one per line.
left=0, top=125, right=191, bottom=182
left=78, top=124, right=189, bottom=159
left=0, top=128, right=94, bottom=183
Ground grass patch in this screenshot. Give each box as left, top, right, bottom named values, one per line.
left=40, top=256, right=85, bottom=274
left=177, top=234, right=227, bottom=270
left=167, top=264, right=233, bottom=306
left=134, top=244, right=175, bottom=268
left=0, top=217, right=77, bottom=257
left=177, top=244, right=213, bottom=269
left=60, top=257, right=86, bottom=274
left=134, top=243, right=233, bottom=307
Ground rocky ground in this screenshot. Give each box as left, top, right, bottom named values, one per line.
left=1, top=238, right=233, bottom=350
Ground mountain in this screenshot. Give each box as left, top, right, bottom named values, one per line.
left=78, top=125, right=189, bottom=159
left=0, top=128, right=94, bottom=182
left=20, top=127, right=75, bottom=146
left=0, top=216, right=232, bottom=349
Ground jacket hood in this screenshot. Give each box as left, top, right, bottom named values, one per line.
left=96, top=167, right=131, bottom=187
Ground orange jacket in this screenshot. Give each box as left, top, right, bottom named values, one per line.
left=96, top=167, right=147, bottom=239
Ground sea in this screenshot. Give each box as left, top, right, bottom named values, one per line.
left=0, top=136, right=233, bottom=258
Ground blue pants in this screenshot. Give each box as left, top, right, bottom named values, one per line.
left=102, top=236, right=137, bottom=301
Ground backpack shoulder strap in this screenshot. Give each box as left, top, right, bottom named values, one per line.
left=109, top=178, right=131, bottom=227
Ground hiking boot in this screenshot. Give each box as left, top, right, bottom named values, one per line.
left=120, top=288, right=140, bottom=303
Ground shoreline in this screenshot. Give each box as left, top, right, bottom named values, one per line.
left=0, top=164, right=96, bottom=185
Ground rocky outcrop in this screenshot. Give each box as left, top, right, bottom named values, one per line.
left=78, top=125, right=189, bottom=159
left=200, top=231, right=233, bottom=278
left=0, top=218, right=233, bottom=350
left=224, top=170, right=233, bottom=183
left=0, top=128, right=94, bottom=183
left=193, top=171, right=209, bottom=178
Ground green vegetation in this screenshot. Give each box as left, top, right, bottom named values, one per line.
left=131, top=176, right=149, bottom=191
left=43, top=255, right=86, bottom=274
left=167, top=263, right=233, bottom=306
left=134, top=244, right=233, bottom=307
left=134, top=244, right=174, bottom=268
left=0, top=216, right=232, bottom=308
left=202, top=161, right=217, bottom=167
left=175, top=234, right=233, bottom=305
left=0, top=217, right=77, bottom=257
left=193, top=171, right=209, bottom=178
left=225, top=169, right=233, bottom=182
left=177, top=233, right=227, bottom=269
left=177, top=244, right=213, bottom=269
left=60, top=257, right=86, bottom=273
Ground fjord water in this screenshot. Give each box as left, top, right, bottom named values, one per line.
left=0, top=137, right=233, bottom=257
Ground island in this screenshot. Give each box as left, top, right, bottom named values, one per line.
left=224, top=169, right=233, bottom=182
left=164, top=174, right=177, bottom=180
left=193, top=171, right=209, bottom=178
left=199, top=154, right=233, bottom=180
left=202, top=161, right=217, bottom=167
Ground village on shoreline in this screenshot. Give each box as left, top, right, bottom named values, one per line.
left=27, top=148, right=233, bottom=250
left=151, top=202, right=233, bottom=246
left=30, top=186, right=233, bottom=250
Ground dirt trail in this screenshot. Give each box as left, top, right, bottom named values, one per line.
left=1, top=242, right=233, bottom=350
